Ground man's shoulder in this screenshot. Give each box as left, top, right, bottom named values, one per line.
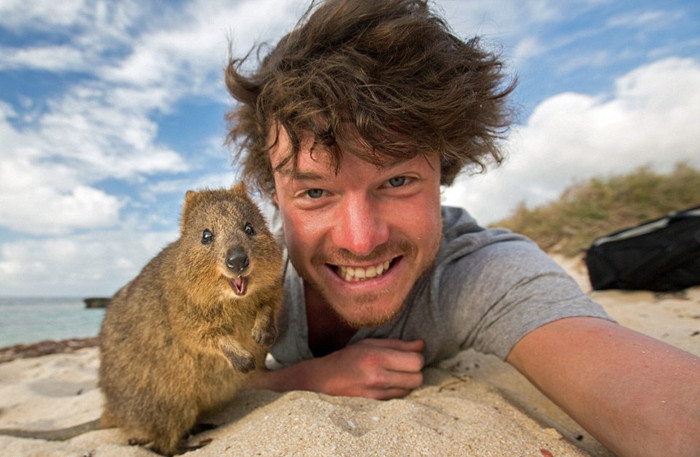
left=439, top=206, right=536, bottom=258
left=436, top=205, right=568, bottom=296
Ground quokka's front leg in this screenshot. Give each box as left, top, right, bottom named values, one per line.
left=251, top=305, right=277, bottom=347
left=220, top=338, right=256, bottom=373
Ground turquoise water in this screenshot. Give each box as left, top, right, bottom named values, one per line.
left=0, top=297, right=105, bottom=348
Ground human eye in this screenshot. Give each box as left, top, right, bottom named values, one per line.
left=387, top=176, right=407, bottom=188
left=383, top=175, right=417, bottom=189
left=305, top=188, right=324, bottom=199
left=292, top=188, right=324, bottom=199
left=291, top=187, right=329, bottom=208
left=378, top=174, right=421, bottom=198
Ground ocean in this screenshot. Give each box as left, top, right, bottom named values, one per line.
left=0, top=296, right=106, bottom=348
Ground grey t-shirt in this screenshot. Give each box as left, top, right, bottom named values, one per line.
left=267, top=206, right=611, bottom=368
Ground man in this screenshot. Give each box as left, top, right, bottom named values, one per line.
left=224, top=1, right=700, bottom=456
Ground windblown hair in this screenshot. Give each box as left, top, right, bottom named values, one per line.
left=225, top=0, right=516, bottom=198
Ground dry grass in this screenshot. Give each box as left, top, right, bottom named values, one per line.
left=491, top=163, right=700, bottom=256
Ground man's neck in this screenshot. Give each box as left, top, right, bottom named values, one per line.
left=304, top=282, right=356, bottom=357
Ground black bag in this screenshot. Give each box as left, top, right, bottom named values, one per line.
left=585, top=206, right=700, bottom=291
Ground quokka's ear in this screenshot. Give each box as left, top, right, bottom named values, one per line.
left=184, top=190, right=198, bottom=209
left=231, top=181, right=247, bottom=195
left=181, top=190, right=199, bottom=232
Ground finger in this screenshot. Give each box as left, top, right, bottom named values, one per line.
left=380, top=346, right=425, bottom=373
left=368, top=371, right=424, bottom=399
left=362, top=358, right=424, bottom=390
left=355, top=339, right=425, bottom=373
left=367, top=387, right=413, bottom=400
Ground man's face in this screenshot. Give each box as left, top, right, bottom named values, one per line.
left=271, top=129, right=443, bottom=328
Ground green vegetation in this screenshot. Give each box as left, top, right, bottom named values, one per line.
left=491, top=163, right=700, bottom=257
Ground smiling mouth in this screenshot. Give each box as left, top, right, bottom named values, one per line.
left=227, top=276, right=248, bottom=296
left=333, top=258, right=397, bottom=282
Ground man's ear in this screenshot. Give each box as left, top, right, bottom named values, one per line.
left=273, top=189, right=279, bottom=207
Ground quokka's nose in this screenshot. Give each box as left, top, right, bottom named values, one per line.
left=226, top=247, right=250, bottom=274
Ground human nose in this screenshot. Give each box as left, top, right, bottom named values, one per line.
left=331, top=193, right=389, bottom=256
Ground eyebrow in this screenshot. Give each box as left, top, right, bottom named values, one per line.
left=275, top=168, right=328, bottom=181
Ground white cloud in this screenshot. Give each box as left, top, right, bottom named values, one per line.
left=0, top=185, right=123, bottom=235
left=0, top=0, right=306, bottom=241
left=557, top=50, right=617, bottom=74
left=514, top=36, right=546, bottom=60
left=0, top=45, right=87, bottom=71
left=0, top=0, right=86, bottom=30
left=606, top=9, right=685, bottom=30
left=443, top=57, right=700, bottom=224
left=438, top=0, right=609, bottom=39
left=144, top=171, right=236, bottom=198
left=0, top=1, right=146, bottom=75
left=96, top=0, right=304, bottom=98
left=0, top=143, right=124, bottom=235
left=0, top=82, right=188, bottom=234
left=0, top=228, right=178, bottom=296
left=4, top=88, right=189, bottom=178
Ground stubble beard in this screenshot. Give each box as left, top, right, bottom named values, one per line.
left=302, top=237, right=440, bottom=329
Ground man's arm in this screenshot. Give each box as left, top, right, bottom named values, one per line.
left=249, top=338, right=425, bottom=400
left=507, top=316, right=700, bottom=457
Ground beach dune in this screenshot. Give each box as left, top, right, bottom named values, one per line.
left=0, top=352, right=592, bottom=457
left=0, top=256, right=698, bottom=457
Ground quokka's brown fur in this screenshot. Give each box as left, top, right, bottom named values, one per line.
left=98, top=183, right=283, bottom=455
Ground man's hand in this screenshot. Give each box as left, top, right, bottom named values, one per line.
left=249, top=338, right=425, bottom=400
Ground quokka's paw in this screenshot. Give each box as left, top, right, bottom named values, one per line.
left=252, top=320, right=277, bottom=347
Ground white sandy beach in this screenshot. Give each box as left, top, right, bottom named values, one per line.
left=0, top=255, right=698, bottom=457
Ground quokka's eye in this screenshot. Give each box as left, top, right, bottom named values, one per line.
left=201, top=229, right=214, bottom=245
left=244, top=222, right=255, bottom=236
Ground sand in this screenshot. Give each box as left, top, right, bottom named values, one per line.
left=0, top=255, right=698, bottom=457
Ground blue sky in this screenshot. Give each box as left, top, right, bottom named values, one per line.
left=1, top=0, right=699, bottom=296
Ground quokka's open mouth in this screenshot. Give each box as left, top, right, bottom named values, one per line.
left=227, top=276, right=248, bottom=296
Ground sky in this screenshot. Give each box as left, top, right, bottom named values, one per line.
left=0, top=0, right=699, bottom=297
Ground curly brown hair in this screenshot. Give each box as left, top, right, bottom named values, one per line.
left=225, top=0, right=516, bottom=198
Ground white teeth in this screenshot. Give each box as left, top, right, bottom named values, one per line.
left=339, top=260, right=391, bottom=282
left=366, top=266, right=377, bottom=278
